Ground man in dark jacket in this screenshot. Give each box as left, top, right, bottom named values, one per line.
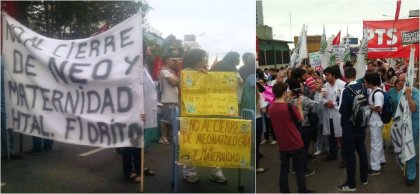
left=337, top=67, right=369, bottom=192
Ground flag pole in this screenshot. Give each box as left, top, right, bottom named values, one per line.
left=140, top=147, right=144, bottom=192
left=137, top=8, right=145, bottom=193
left=289, top=11, right=292, bottom=42
left=386, top=0, right=401, bottom=57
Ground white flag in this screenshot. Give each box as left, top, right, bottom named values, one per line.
left=319, top=25, right=330, bottom=70
left=391, top=47, right=416, bottom=169
left=290, top=24, right=308, bottom=68
left=342, top=28, right=351, bottom=63
left=355, top=29, right=368, bottom=80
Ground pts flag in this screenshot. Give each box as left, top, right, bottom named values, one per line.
left=363, top=18, right=419, bottom=58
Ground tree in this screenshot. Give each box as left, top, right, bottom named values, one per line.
left=14, top=1, right=151, bottom=39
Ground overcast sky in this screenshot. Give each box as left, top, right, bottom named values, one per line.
left=262, top=0, right=419, bottom=44
left=147, top=0, right=255, bottom=65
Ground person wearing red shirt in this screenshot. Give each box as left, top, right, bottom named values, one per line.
left=268, top=82, right=314, bottom=193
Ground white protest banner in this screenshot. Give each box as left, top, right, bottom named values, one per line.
left=2, top=13, right=145, bottom=148
left=309, top=52, right=321, bottom=67
left=391, top=47, right=416, bottom=169
left=355, top=30, right=368, bottom=80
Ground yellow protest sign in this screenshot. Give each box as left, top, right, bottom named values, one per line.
left=180, top=70, right=238, bottom=116
left=178, top=117, right=252, bottom=169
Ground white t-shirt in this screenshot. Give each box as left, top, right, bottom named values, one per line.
left=158, top=67, right=179, bottom=104
left=256, top=93, right=268, bottom=118
left=369, top=87, right=384, bottom=126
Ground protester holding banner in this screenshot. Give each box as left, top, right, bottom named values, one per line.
left=158, top=56, right=179, bottom=145
left=210, top=51, right=244, bottom=110
left=403, top=85, right=419, bottom=186
left=122, top=40, right=157, bottom=182
left=388, top=75, right=405, bottom=116
left=181, top=49, right=228, bottom=184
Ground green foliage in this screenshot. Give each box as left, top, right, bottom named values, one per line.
left=15, top=1, right=151, bottom=39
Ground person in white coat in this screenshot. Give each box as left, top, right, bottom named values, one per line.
left=364, top=72, right=386, bottom=176
left=322, top=66, right=346, bottom=163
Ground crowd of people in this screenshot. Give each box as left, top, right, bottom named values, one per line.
left=1, top=46, right=257, bottom=187
left=2, top=40, right=419, bottom=192
left=256, top=59, right=419, bottom=192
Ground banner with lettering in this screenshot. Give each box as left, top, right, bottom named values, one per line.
left=391, top=47, right=416, bottom=169
left=178, top=117, right=251, bottom=168
left=180, top=70, right=238, bottom=116
left=2, top=13, right=145, bottom=148
left=363, top=18, right=419, bottom=58
left=332, top=45, right=346, bottom=62
left=309, top=52, right=321, bottom=67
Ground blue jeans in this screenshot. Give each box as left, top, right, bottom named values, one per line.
left=279, top=147, right=308, bottom=193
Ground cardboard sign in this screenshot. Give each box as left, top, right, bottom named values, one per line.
left=178, top=117, right=251, bottom=168
left=309, top=52, right=322, bottom=67
left=180, top=70, right=238, bottom=116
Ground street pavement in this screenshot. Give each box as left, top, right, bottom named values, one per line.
left=1, top=134, right=253, bottom=193
left=256, top=138, right=419, bottom=193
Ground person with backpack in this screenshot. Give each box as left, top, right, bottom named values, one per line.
left=364, top=72, right=387, bottom=176
left=268, top=82, right=314, bottom=193
left=336, top=67, right=369, bottom=192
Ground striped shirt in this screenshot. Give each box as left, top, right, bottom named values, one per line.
left=305, top=76, right=316, bottom=92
